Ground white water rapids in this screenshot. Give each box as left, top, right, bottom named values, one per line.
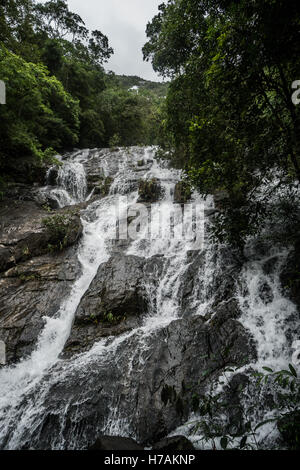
left=0, top=147, right=299, bottom=449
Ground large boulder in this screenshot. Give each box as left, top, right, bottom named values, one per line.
left=75, top=254, right=148, bottom=323
left=63, top=254, right=163, bottom=358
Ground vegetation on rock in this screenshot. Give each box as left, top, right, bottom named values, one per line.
left=42, top=210, right=82, bottom=252
left=138, top=178, right=162, bottom=203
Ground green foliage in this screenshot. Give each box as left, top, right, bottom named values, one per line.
left=0, top=46, right=79, bottom=183
left=98, top=86, right=162, bottom=147
left=116, top=74, right=169, bottom=99
left=0, top=0, right=165, bottom=189
left=138, top=178, right=162, bottom=202
left=161, top=336, right=300, bottom=449
left=109, top=133, right=121, bottom=150
left=95, top=176, right=113, bottom=196
left=42, top=212, right=74, bottom=251
left=174, top=179, right=192, bottom=203
left=19, top=273, right=39, bottom=283
left=89, top=310, right=125, bottom=326
left=102, top=311, right=124, bottom=325
left=144, top=0, right=300, bottom=247
left=186, top=363, right=300, bottom=450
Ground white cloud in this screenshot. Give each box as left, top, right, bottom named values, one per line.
left=67, top=0, right=163, bottom=81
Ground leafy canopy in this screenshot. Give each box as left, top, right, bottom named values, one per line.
left=144, top=0, right=300, bottom=246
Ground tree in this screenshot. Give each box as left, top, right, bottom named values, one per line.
left=144, top=0, right=300, bottom=246
left=88, top=30, right=114, bottom=66
left=34, top=1, right=113, bottom=66
left=0, top=0, right=40, bottom=61
left=0, top=47, right=79, bottom=183
left=0, top=0, right=163, bottom=189
left=34, top=0, right=88, bottom=40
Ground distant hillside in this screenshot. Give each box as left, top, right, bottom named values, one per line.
left=116, top=75, right=169, bottom=98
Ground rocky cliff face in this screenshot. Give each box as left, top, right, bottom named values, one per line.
left=63, top=253, right=164, bottom=358
left=0, top=198, right=83, bottom=364
left=0, top=147, right=298, bottom=450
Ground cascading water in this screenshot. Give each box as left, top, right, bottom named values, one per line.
left=0, top=146, right=299, bottom=449
left=41, top=157, right=88, bottom=208
left=0, top=146, right=197, bottom=448
left=170, top=241, right=300, bottom=449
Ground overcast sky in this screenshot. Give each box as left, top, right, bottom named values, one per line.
left=67, top=0, right=162, bottom=81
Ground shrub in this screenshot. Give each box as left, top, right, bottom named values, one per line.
left=42, top=212, right=74, bottom=251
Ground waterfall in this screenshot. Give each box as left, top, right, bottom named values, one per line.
left=55, top=162, right=87, bottom=203
left=41, top=159, right=88, bottom=208
left=0, top=146, right=299, bottom=450
left=170, top=243, right=300, bottom=449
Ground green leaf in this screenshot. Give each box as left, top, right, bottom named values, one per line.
left=281, top=370, right=293, bottom=377
left=289, top=364, right=298, bottom=378
left=262, top=366, right=273, bottom=373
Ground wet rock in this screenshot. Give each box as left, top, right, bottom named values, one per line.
left=0, top=201, right=83, bottom=273
left=0, top=199, right=83, bottom=363
left=3, top=183, right=40, bottom=202
left=0, top=340, right=5, bottom=366
left=86, top=173, right=105, bottom=194
left=208, top=299, right=242, bottom=326
left=259, top=282, right=274, bottom=304
left=152, top=436, right=195, bottom=451
left=181, top=246, right=241, bottom=315
left=205, top=208, right=219, bottom=218
left=29, top=311, right=256, bottom=449
left=0, top=248, right=81, bottom=364
left=223, top=373, right=250, bottom=436
left=63, top=317, right=140, bottom=359
left=75, top=254, right=147, bottom=323
left=180, top=251, right=205, bottom=306
left=47, top=167, right=59, bottom=186
left=63, top=254, right=163, bottom=358
left=88, top=436, right=143, bottom=451
left=35, top=192, right=61, bottom=210
left=4, top=182, right=61, bottom=210
left=262, top=256, right=279, bottom=275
